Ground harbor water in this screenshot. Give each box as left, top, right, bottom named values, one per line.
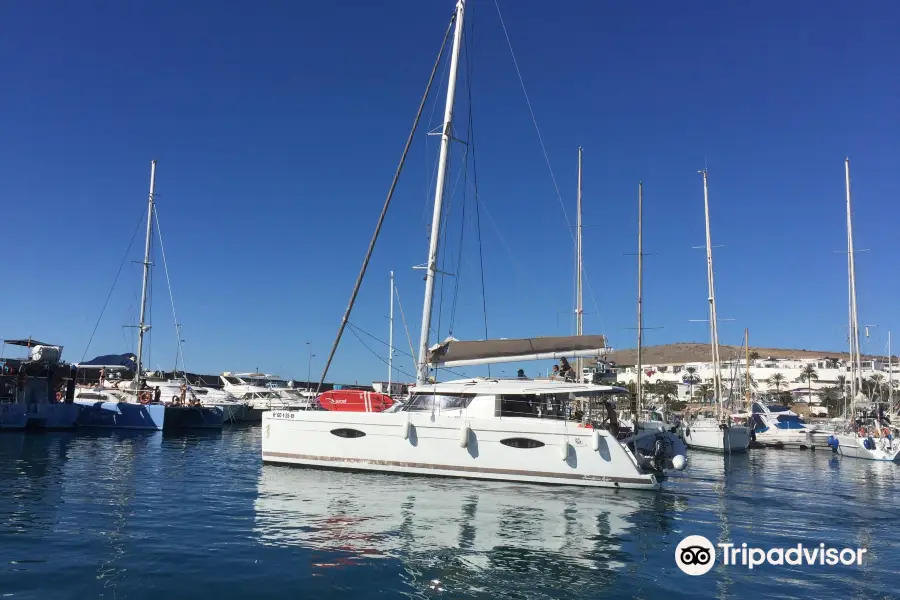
left=1, top=427, right=898, bottom=599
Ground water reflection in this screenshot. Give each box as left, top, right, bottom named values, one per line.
left=254, top=466, right=648, bottom=596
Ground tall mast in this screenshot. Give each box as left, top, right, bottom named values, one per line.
left=636, top=181, right=643, bottom=423
left=846, top=157, right=862, bottom=408
left=889, top=331, right=893, bottom=415
left=700, top=169, right=723, bottom=417
left=575, top=146, right=584, bottom=381
left=416, top=0, right=466, bottom=386
left=388, top=271, right=394, bottom=394
left=744, top=328, right=751, bottom=408
left=135, top=160, right=156, bottom=388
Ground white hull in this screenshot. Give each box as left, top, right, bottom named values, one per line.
left=262, top=411, right=659, bottom=490
left=835, top=435, right=900, bottom=461
left=754, top=429, right=830, bottom=449
left=681, top=423, right=750, bottom=453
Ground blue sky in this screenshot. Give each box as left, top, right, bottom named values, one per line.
left=1, top=0, right=898, bottom=383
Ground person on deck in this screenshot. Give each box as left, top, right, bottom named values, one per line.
left=559, top=357, right=573, bottom=381
left=517, top=369, right=526, bottom=378
left=153, top=386, right=161, bottom=404
left=551, top=365, right=560, bottom=378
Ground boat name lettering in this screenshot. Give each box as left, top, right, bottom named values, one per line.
left=271, top=411, right=296, bottom=420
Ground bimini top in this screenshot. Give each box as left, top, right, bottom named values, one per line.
left=409, top=377, right=625, bottom=396
left=4, top=338, right=57, bottom=348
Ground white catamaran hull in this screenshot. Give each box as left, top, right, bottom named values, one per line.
left=835, top=435, right=900, bottom=461
left=262, top=411, right=659, bottom=490
left=681, top=423, right=750, bottom=453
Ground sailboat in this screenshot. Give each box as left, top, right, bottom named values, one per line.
left=678, top=170, right=751, bottom=453
left=601, top=176, right=686, bottom=469
left=832, top=158, right=900, bottom=461
left=75, top=161, right=224, bottom=430
left=262, top=0, right=684, bottom=489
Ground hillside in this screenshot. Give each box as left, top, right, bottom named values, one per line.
left=604, top=342, right=881, bottom=366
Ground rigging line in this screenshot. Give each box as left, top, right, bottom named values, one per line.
left=348, top=325, right=418, bottom=382
left=493, top=0, right=606, bottom=338
left=493, top=0, right=572, bottom=234
left=448, top=12, right=474, bottom=337
left=465, top=5, right=490, bottom=371
left=316, top=11, right=457, bottom=393
left=422, top=43, right=454, bottom=231
left=347, top=321, right=469, bottom=380
left=468, top=179, right=555, bottom=306
left=81, top=209, right=146, bottom=362
left=153, top=206, right=186, bottom=373
left=393, top=281, right=419, bottom=376
left=434, top=141, right=470, bottom=342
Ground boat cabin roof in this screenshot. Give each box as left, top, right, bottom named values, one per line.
left=409, top=377, right=623, bottom=397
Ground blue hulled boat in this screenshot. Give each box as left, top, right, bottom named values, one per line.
left=1, top=339, right=81, bottom=431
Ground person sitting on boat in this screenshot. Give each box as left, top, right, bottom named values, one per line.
left=551, top=365, right=560, bottom=379
left=517, top=368, right=526, bottom=378
left=153, top=386, right=161, bottom=404
left=559, top=357, right=574, bottom=381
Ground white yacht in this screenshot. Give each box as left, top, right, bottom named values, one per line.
left=732, top=402, right=830, bottom=449
left=220, top=373, right=294, bottom=421
left=264, top=377, right=672, bottom=490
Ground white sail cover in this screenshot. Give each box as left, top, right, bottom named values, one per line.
left=427, top=335, right=608, bottom=368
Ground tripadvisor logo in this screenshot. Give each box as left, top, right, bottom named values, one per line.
left=675, top=535, right=868, bottom=575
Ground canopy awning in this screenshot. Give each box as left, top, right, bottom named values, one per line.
left=427, top=335, right=608, bottom=368
left=4, top=338, right=56, bottom=347
left=79, top=353, right=137, bottom=371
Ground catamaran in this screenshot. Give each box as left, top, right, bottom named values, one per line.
left=678, top=170, right=751, bottom=453
left=262, top=0, right=685, bottom=489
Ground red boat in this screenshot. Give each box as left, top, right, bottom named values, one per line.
left=317, top=389, right=394, bottom=413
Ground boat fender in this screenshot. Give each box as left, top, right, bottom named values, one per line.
left=459, top=423, right=469, bottom=448
left=402, top=419, right=411, bottom=440
left=591, top=430, right=601, bottom=451
left=684, top=427, right=691, bottom=437
left=672, top=454, right=687, bottom=471
left=560, top=439, right=569, bottom=460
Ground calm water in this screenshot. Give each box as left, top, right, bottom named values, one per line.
left=1, top=427, right=898, bottom=600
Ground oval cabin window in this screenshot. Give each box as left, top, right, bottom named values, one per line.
left=500, top=437, right=545, bottom=449
left=330, top=428, right=366, bottom=439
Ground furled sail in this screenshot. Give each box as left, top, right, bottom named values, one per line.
left=427, top=335, right=608, bottom=368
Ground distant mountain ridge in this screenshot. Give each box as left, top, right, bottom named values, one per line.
left=604, top=342, right=885, bottom=366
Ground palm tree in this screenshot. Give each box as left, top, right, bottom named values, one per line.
left=749, top=351, right=760, bottom=360
left=682, top=366, right=700, bottom=401
left=656, top=380, right=679, bottom=410
left=835, top=374, right=847, bottom=395
left=866, top=374, right=885, bottom=401
left=696, top=382, right=713, bottom=404
left=767, top=373, right=786, bottom=394
left=799, top=364, right=819, bottom=404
